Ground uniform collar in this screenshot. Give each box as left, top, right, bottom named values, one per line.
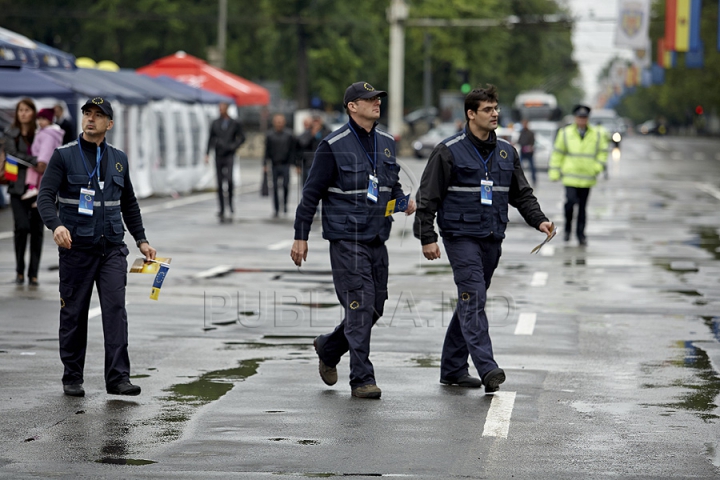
left=79, top=134, right=107, bottom=151
left=466, top=126, right=497, bottom=156
left=348, top=116, right=377, bottom=137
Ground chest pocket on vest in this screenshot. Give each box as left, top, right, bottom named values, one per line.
left=67, top=174, right=88, bottom=195
left=338, top=162, right=367, bottom=192
left=454, top=164, right=482, bottom=186
left=497, top=160, right=514, bottom=186
left=380, top=160, right=400, bottom=186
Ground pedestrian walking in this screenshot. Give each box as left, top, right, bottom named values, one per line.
left=296, top=114, right=330, bottom=187
left=414, top=85, right=553, bottom=394
left=204, top=102, right=245, bottom=223
left=264, top=113, right=296, bottom=217
left=290, top=81, right=416, bottom=399
left=37, top=97, right=156, bottom=397
left=549, top=104, right=608, bottom=246
left=2, top=98, right=45, bottom=286
left=518, top=119, right=537, bottom=184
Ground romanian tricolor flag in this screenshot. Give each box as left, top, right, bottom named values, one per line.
left=657, top=37, right=677, bottom=68
left=666, top=0, right=701, bottom=52
left=3, top=154, right=19, bottom=182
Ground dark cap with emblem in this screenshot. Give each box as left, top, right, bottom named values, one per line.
left=81, top=97, right=113, bottom=119
left=572, top=104, right=591, bottom=117
left=343, top=82, right=387, bottom=107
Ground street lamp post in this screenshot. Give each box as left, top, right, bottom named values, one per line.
left=387, top=0, right=408, bottom=138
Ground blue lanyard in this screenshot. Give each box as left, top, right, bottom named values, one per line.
left=466, top=129, right=493, bottom=179
left=76, top=136, right=105, bottom=187
left=347, top=123, right=377, bottom=175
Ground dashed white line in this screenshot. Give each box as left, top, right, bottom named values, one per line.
left=696, top=182, right=720, bottom=201
left=514, top=312, right=537, bottom=335
left=530, top=271, right=548, bottom=286
left=0, top=232, right=12, bottom=240
left=267, top=240, right=295, bottom=251
left=88, top=306, right=102, bottom=320
left=195, top=265, right=234, bottom=279
left=693, top=152, right=706, bottom=161
left=540, top=245, right=555, bottom=257
left=482, top=391, right=517, bottom=438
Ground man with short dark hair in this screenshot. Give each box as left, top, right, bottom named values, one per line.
left=38, top=97, right=155, bottom=397
left=205, top=102, right=245, bottom=222
left=549, top=104, right=607, bottom=246
left=290, top=81, right=415, bottom=399
left=54, top=104, right=75, bottom=146
left=414, top=85, right=553, bottom=394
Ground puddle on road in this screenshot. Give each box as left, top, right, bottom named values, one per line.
left=224, top=341, right=310, bottom=350
left=667, top=289, right=703, bottom=297
left=643, top=341, right=720, bottom=421
left=130, top=374, right=151, bottom=379
left=689, top=226, right=720, bottom=261
left=701, top=316, right=720, bottom=342
left=417, top=264, right=452, bottom=275
left=96, top=458, right=156, bottom=466
left=149, top=358, right=265, bottom=443
left=409, top=355, right=440, bottom=368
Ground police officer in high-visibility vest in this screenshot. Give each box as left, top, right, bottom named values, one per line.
left=549, top=105, right=608, bottom=246
left=290, top=81, right=416, bottom=399
left=414, top=85, right=553, bottom=394
left=38, top=97, right=156, bottom=397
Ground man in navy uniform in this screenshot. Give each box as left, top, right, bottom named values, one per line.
left=290, top=81, right=415, bottom=399
left=38, top=97, right=156, bottom=397
left=414, top=85, right=553, bottom=393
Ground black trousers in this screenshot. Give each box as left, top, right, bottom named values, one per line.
left=11, top=194, right=44, bottom=279
left=564, top=186, right=591, bottom=240
left=215, top=154, right=235, bottom=215
left=58, top=245, right=131, bottom=387
left=272, top=164, right=290, bottom=214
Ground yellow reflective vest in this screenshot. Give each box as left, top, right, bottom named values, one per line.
left=549, top=124, right=608, bottom=188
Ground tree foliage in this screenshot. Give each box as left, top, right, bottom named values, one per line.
left=0, top=0, right=580, bottom=112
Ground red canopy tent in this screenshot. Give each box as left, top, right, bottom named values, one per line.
left=137, top=51, right=270, bottom=106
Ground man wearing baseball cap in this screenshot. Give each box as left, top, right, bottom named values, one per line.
left=549, top=104, right=608, bottom=246
left=38, top=97, right=156, bottom=397
left=290, top=81, right=415, bottom=399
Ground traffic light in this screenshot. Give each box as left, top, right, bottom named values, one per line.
left=461, top=83, right=472, bottom=94
left=695, top=105, right=704, bottom=115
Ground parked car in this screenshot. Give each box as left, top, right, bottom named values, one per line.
left=412, top=122, right=459, bottom=158
left=404, top=106, right=438, bottom=132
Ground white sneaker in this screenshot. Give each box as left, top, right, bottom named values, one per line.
left=21, top=187, right=38, bottom=201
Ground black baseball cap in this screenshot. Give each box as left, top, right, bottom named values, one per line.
left=81, top=97, right=113, bottom=119
left=572, top=104, right=591, bottom=117
left=343, top=82, right=387, bottom=107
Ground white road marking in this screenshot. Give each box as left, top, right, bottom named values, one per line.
left=540, top=245, right=555, bottom=257
left=0, top=232, right=12, bottom=240
left=585, top=258, right=650, bottom=267
left=268, top=240, right=295, bottom=251
left=693, top=152, right=706, bottom=161
left=195, top=265, right=234, bottom=279
left=482, top=391, right=517, bottom=438
left=530, top=271, right=548, bottom=286
left=696, top=182, right=720, bottom=201
left=670, top=151, right=683, bottom=161
left=514, top=312, right=537, bottom=335
left=88, top=306, right=102, bottom=320
left=140, top=192, right=216, bottom=214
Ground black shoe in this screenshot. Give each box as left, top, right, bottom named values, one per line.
left=15, top=274, right=24, bottom=285
left=482, top=368, right=506, bottom=393
left=563, top=231, right=571, bottom=242
left=440, top=374, right=482, bottom=388
left=63, top=384, right=85, bottom=397
left=29, top=277, right=39, bottom=287
left=578, top=237, right=587, bottom=246
left=106, top=381, right=141, bottom=396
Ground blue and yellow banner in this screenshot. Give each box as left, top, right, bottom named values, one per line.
left=385, top=194, right=410, bottom=217
left=150, top=264, right=170, bottom=300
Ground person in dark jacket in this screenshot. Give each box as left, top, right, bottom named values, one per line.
left=54, top=104, right=76, bottom=146
left=3, top=98, right=45, bottom=286
left=264, top=114, right=296, bottom=217
left=517, top=119, right=537, bottom=184
left=37, top=97, right=156, bottom=398
left=414, top=85, right=553, bottom=394
left=204, top=102, right=245, bottom=222
left=290, top=81, right=416, bottom=399
left=296, top=114, right=330, bottom=186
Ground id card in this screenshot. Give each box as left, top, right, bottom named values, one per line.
left=78, top=187, right=95, bottom=216
left=481, top=179, right=493, bottom=205
left=367, top=175, right=379, bottom=203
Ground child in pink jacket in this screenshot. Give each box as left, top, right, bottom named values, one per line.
left=24, top=108, right=65, bottom=201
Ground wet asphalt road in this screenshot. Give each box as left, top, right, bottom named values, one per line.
left=1, top=134, right=720, bottom=479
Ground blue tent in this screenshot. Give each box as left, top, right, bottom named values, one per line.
left=0, top=67, right=75, bottom=103
left=92, top=69, right=199, bottom=103
left=40, top=68, right=148, bottom=105
left=145, top=75, right=234, bottom=104
left=0, top=27, right=75, bottom=70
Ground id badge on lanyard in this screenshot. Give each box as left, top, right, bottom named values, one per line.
left=481, top=179, right=493, bottom=205
left=367, top=174, right=379, bottom=203
left=79, top=187, right=95, bottom=216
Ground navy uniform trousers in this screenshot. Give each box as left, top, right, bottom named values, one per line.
left=441, top=235, right=502, bottom=380
left=58, top=244, right=131, bottom=387
left=315, top=240, right=388, bottom=388
left=564, top=186, right=591, bottom=240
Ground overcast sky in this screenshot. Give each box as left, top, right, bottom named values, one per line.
left=563, top=0, right=635, bottom=103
